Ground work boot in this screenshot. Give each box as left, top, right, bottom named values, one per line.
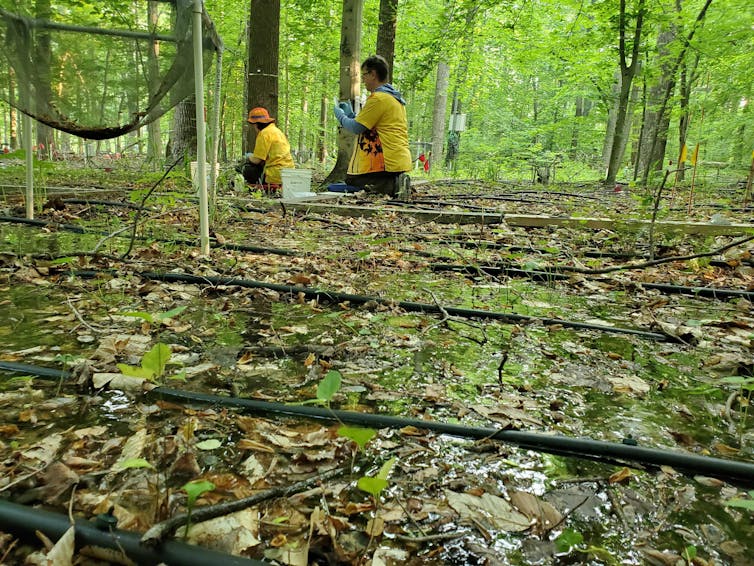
left=395, top=173, right=411, bottom=201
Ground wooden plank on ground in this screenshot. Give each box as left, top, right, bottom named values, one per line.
left=278, top=199, right=754, bottom=235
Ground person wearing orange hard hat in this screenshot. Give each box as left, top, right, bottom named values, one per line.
left=237, top=107, right=294, bottom=189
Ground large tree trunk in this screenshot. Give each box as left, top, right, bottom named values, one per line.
left=604, top=0, right=645, bottom=187
left=375, top=0, right=398, bottom=82
left=431, top=61, right=449, bottom=171
left=636, top=28, right=675, bottom=183
left=324, top=0, right=362, bottom=184
left=639, top=0, right=713, bottom=187
left=245, top=0, right=281, bottom=153
left=169, top=97, right=197, bottom=163
left=146, top=0, right=163, bottom=167
left=34, top=0, right=54, bottom=158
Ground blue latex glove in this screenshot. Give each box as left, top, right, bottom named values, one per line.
left=338, top=101, right=355, bottom=118
left=244, top=152, right=253, bottom=160
left=333, top=105, right=345, bottom=126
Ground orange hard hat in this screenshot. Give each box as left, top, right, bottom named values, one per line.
left=247, top=107, right=275, bottom=124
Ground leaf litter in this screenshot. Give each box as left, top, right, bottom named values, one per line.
left=0, top=182, right=753, bottom=564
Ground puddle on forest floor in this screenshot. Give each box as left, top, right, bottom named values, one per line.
left=1, top=246, right=753, bottom=563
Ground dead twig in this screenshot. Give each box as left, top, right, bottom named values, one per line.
left=553, top=234, right=754, bottom=275
left=421, top=287, right=488, bottom=345
left=140, top=465, right=348, bottom=546
left=67, top=297, right=107, bottom=334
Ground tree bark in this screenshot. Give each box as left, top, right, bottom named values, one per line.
left=431, top=61, right=449, bottom=170
left=146, top=0, right=163, bottom=167
left=324, top=0, right=362, bottom=184
left=604, top=0, right=645, bottom=187
left=376, top=0, right=398, bottom=82
left=639, top=0, right=713, bottom=187
left=169, top=96, right=197, bottom=163
left=636, top=28, right=675, bottom=183
left=34, top=0, right=54, bottom=158
left=245, top=0, right=281, bottom=153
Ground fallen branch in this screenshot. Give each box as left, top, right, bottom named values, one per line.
left=555, top=234, right=754, bottom=275
left=140, top=465, right=347, bottom=546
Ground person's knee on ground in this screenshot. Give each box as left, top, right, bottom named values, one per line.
left=239, top=161, right=264, bottom=185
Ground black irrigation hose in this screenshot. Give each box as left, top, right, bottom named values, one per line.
left=62, top=198, right=155, bottom=210
left=2, top=361, right=753, bottom=487
left=0, top=500, right=262, bottom=566
left=145, top=389, right=754, bottom=488
left=0, top=215, right=297, bottom=257
left=430, top=263, right=754, bottom=300
left=69, top=268, right=674, bottom=341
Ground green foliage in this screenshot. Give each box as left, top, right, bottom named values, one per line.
left=724, top=491, right=754, bottom=511
left=555, top=528, right=584, bottom=553
left=316, top=369, right=342, bottom=404
left=116, top=458, right=154, bottom=470
left=183, top=479, right=216, bottom=508
left=357, top=457, right=396, bottom=499
left=117, top=343, right=171, bottom=381
left=338, top=426, right=376, bottom=451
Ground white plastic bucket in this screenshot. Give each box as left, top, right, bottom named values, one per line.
left=281, top=168, right=314, bottom=198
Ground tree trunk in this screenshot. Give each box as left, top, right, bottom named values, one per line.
left=604, top=0, right=645, bottom=187
left=636, top=28, right=675, bottom=184
left=324, top=0, right=362, bottom=184
left=245, top=0, right=281, bottom=153
left=34, top=0, right=54, bottom=158
left=146, top=0, right=163, bottom=167
left=431, top=61, right=449, bottom=171
left=317, top=93, right=328, bottom=165
left=170, top=96, right=197, bottom=164
left=375, top=0, right=398, bottom=82
left=639, top=0, right=713, bottom=187
left=570, top=96, right=591, bottom=157
left=8, top=69, right=17, bottom=149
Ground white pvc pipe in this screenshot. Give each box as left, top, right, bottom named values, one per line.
left=192, top=0, right=209, bottom=255
left=23, top=113, right=33, bottom=219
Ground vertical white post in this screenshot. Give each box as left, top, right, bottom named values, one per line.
left=193, top=0, right=210, bottom=255
left=23, top=113, right=34, bottom=219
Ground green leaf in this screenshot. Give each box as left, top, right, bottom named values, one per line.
left=141, top=343, right=171, bottom=378
left=338, top=426, right=376, bottom=450
left=195, top=439, right=222, bottom=450
left=155, top=306, right=187, bottom=321
left=682, top=546, right=697, bottom=561
left=122, top=311, right=155, bottom=323
left=168, top=369, right=187, bottom=381
left=117, top=363, right=155, bottom=380
left=377, top=457, right=396, bottom=480
left=117, top=458, right=154, bottom=470
left=554, top=528, right=583, bottom=553
left=725, top=498, right=754, bottom=511
left=183, top=480, right=216, bottom=507
left=357, top=476, right=389, bottom=497
left=317, top=370, right=342, bottom=403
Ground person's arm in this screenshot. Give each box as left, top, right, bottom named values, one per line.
left=245, top=152, right=264, bottom=165
left=334, top=102, right=368, bottom=135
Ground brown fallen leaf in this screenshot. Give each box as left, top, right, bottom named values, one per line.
left=608, top=467, right=632, bottom=485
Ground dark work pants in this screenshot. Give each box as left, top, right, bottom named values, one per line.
left=345, top=171, right=399, bottom=197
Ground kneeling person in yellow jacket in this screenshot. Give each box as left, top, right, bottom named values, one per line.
left=238, top=107, right=295, bottom=190
left=333, top=55, right=412, bottom=199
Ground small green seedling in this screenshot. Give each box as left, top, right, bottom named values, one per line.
left=357, top=457, right=396, bottom=499
left=118, top=343, right=171, bottom=381
left=301, top=370, right=343, bottom=406
left=116, top=458, right=154, bottom=470
left=182, top=479, right=216, bottom=539
left=338, top=426, right=376, bottom=451
left=555, top=528, right=584, bottom=553
left=725, top=491, right=754, bottom=511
